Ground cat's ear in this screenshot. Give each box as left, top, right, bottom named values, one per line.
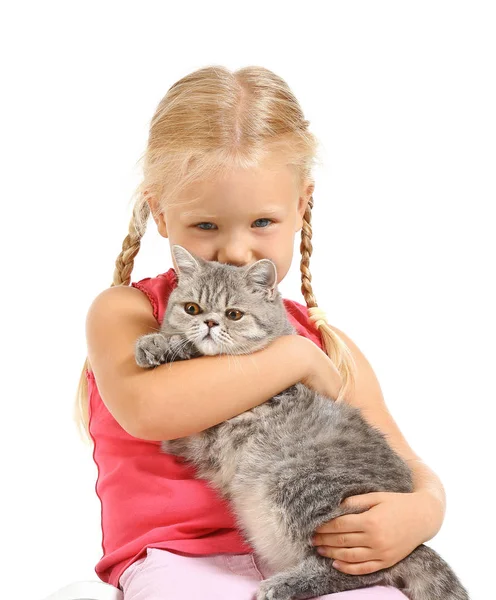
left=171, top=245, right=203, bottom=280
left=244, top=259, right=278, bottom=300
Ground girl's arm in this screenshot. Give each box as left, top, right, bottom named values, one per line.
left=86, top=285, right=341, bottom=442
left=135, top=333, right=319, bottom=441
left=309, top=323, right=446, bottom=576
left=328, top=323, right=446, bottom=528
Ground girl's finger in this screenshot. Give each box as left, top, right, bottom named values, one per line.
left=313, top=531, right=369, bottom=547
left=314, top=513, right=366, bottom=534
left=332, top=560, right=385, bottom=576
left=316, top=545, right=374, bottom=564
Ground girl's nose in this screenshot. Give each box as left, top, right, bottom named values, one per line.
left=217, top=242, right=252, bottom=267
left=217, top=253, right=250, bottom=267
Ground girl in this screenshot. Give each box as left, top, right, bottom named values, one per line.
left=76, top=65, right=446, bottom=600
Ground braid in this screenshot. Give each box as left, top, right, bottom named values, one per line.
left=112, top=200, right=150, bottom=287
left=299, top=196, right=357, bottom=402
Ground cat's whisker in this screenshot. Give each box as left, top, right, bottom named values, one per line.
left=227, top=342, right=256, bottom=376
left=225, top=348, right=239, bottom=374
left=169, top=336, right=191, bottom=362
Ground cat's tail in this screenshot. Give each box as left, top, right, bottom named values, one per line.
left=381, top=543, right=469, bottom=599
left=255, top=545, right=469, bottom=600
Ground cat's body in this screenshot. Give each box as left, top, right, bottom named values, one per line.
left=162, top=380, right=414, bottom=577
left=135, top=245, right=469, bottom=600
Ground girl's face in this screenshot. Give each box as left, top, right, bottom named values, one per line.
left=148, top=165, right=314, bottom=285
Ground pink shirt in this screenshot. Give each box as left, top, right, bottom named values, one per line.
left=87, top=267, right=324, bottom=588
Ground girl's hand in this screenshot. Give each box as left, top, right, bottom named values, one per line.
left=297, top=336, right=343, bottom=401
left=312, top=491, right=435, bottom=575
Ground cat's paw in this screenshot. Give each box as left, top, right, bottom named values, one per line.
left=256, top=576, right=293, bottom=600
left=135, top=333, right=170, bottom=367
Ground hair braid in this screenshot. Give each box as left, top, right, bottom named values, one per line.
left=112, top=200, right=150, bottom=287
left=299, top=195, right=356, bottom=402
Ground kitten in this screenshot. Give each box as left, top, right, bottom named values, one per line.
left=135, top=244, right=469, bottom=600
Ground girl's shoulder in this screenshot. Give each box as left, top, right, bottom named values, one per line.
left=130, top=268, right=178, bottom=324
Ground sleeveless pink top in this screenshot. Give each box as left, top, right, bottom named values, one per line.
left=86, top=267, right=324, bottom=588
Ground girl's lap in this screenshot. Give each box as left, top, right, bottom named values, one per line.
left=119, top=548, right=407, bottom=600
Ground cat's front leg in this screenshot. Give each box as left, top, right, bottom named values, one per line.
left=135, top=333, right=192, bottom=368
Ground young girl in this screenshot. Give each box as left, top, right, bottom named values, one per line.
left=75, top=65, right=446, bottom=600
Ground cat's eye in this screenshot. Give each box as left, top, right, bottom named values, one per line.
left=184, top=302, right=201, bottom=315
left=226, top=309, right=243, bottom=321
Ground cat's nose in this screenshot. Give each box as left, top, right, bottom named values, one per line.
left=205, top=319, right=219, bottom=329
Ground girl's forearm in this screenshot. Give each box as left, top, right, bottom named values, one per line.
left=406, top=457, right=446, bottom=539
left=134, top=334, right=312, bottom=441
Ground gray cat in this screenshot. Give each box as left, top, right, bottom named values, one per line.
left=135, top=244, right=469, bottom=600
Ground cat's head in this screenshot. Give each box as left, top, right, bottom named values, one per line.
left=163, top=244, right=295, bottom=356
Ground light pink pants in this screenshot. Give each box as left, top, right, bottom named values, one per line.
left=119, top=547, right=407, bottom=599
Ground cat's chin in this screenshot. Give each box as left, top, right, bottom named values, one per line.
left=197, top=337, right=270, bottom=357
left=197, top=338, right=223, bottom=356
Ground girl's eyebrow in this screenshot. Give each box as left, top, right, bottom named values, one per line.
left=182, top=206, right=285, bottom=219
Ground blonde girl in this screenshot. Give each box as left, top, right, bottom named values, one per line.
left=75, top=65, right=446, bottom=600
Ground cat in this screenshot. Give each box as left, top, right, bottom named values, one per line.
left=134, top=244, right=469, bottom=600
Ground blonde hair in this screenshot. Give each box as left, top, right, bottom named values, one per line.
left=74, top=65, right=357, bottom=445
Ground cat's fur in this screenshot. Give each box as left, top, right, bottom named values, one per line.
left=135, top=244, right=469, bottom=600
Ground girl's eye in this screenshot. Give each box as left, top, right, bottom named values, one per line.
left=196, top=222, right=216, bottom=230
left=184, top=302, right=201, bottom=315
left=253, top=218, right=273, bottom=228
left=226, top=309, right=243, bottom=320
left=195, top=219, right=273, bottom=230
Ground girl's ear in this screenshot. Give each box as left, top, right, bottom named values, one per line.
left=295, top=181, right=315, bottom=232
left=145, top=191, right=168, bottom=238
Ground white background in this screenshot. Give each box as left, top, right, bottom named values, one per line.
left=1, top=2, right=494, bottom=599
